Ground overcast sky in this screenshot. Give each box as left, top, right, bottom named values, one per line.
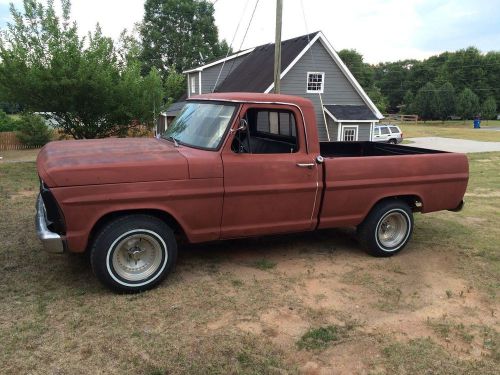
left=1, top=0, right=499, bottom=63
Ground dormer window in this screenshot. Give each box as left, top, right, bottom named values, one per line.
left=306, top=72, right=324, bottom=93
left=191, top=76, right=196, bottom=94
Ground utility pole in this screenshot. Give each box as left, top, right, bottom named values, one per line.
left=273, top=0, right=282, bottom=94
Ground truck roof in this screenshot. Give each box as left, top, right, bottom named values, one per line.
left=188, top=92, right=314, bottom=109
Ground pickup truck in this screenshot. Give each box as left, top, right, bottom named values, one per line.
left=36, top=93, right=469, bottom=292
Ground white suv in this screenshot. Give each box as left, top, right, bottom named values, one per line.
left=373, top=124, right=403, bottom=144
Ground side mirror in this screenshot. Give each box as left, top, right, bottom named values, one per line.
left=230, top=118, right=248, bottom=133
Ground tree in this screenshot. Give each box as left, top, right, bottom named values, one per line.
left=338, top=49, right=373, bottom=89
left=0, top=0, right=164, bottom=139
left=481, top=97, right=497, bottom=120
left=140, top=0, right=230, bottom=79
left=413, top=83, right=438, bottom=120
left=15, top=113, right=52, bottom=147
left=366, top=86, right=388, bottom=113
left=436, top=82, right=456, bottom=121
left=402, top=90, right=414, bottom=114
left=456, top=88, right=480, bottom=120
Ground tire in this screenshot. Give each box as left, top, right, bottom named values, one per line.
left=389, top=139, right=397, bottom=144
left=357, top=200, right=413, bottom=257
left=90, top=214, right=177, bottom=293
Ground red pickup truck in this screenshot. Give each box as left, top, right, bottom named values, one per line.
left=36, top=93, right=468, bottom=292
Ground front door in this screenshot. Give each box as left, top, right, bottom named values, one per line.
left=220, top=104, right=320, bottom=238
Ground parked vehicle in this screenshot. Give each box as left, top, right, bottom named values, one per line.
left=36, top=93, right=468, bottom=292
left=373, top=124, right=403, bottom=144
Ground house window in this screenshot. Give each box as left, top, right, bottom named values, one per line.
left=191, top=76, right=196, bottom=94
left=306, top=72, right=324, bottom=93
left=342, top=126, right=358, bottom=141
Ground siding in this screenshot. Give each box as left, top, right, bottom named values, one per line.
left=280, top=40, right=365, bottom=142
left=326, top=117, right=372, bottom=141
left=201, top=55, right=247, bottom=94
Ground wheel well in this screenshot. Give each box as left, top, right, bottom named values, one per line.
left=87, top=209, right=186, bottom=252
left=374, top=195, right=423, bottom=212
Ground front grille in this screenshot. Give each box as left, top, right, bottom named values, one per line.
left=39, top=179, right=66, bottom=235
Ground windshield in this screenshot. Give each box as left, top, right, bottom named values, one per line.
left=162, top=102, right=237, bottom=150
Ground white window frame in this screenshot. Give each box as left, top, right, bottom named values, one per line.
left=341, top=125, right=359, bottom=141
left=306, top=72, right=325, bottom=93
left=190, top=75, right=196, bottom=94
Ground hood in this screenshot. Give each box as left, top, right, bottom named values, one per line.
left=37, top=138, right=188, bottom=187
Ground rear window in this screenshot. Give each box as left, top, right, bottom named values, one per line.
left=389, top=126, right=400, bottom=134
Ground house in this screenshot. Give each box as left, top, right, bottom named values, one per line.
left=161, top=31, right=383, bottom=142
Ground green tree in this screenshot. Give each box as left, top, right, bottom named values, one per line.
left=338, top=49, right=373, bottom=89
left=0, top=0, right=164, bottom=139
left=413, top=83, right=438, bottom=120
left=481, top=97, right=497, bottom=120
left=140, top=0, right=230, bottom=78
left=366, top=86, right=388, bottom=113
left=402, top=90, right=414, bottom=114
left=456, top=88, right=480, bottom=120
left=436, top=82, right=456, bottom=121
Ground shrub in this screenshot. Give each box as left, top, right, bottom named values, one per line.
left=0, top=110, right=20, bottom=132
left=15, top=113, right=53, bottom=147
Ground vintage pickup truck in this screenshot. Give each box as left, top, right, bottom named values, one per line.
left=36, top=93, right=469, bottom=292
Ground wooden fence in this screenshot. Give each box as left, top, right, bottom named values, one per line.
left=382, top=114, right=419, bottom=123
left=0, top=132, right=38, bottom=151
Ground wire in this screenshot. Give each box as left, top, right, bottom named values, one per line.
left=224, top=0, right=260, bottom=82
left=212, top=0, right=251, bottom=92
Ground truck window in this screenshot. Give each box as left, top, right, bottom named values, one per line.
left=380, top=127, right=390, bottom=135
left=234, top=109, right=298, bottom=154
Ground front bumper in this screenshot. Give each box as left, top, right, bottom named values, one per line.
left=36, top=194, right=65, bottom=253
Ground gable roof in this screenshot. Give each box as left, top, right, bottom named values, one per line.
left=214, top=32, right=319, bottom=93
left=324, top=104, right=379, bottom=122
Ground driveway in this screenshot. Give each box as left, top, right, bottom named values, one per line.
left=405, top=137, right=500, bottom=153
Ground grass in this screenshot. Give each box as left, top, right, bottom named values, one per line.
left=1, top=148, right=499, bottom=374
left=393, top=119, right=500, bottom=142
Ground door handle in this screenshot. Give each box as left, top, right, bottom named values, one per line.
left=296, top=163, right=315, bottom=169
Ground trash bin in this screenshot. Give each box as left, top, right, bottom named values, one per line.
left=473, top=118, right=481, bottom=129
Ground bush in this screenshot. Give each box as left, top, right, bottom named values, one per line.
left=15, top=113, right=53, bottom=147
left=0, top=110, right=20, bottom=132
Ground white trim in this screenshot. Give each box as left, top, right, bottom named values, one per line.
left=190, top=75, right=196, bottom=94
left=340, top=125, right=359, bottom=141
left=187, top=75, right=190, bottom=98
left=198, top=71, right=202, bottom=95
left=265, top=31, right=383, bottom=120
left=369, top=122, right=374, bottom=141
left=182, top=48, right=255, bottom=73
left=306, top=72, right=325, bottom=94
left=337, top=122, right=342, bottom=141
left=323, top=106, right=379, bottom=122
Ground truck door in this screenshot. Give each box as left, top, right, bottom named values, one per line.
left=220, top=104, right=320, bottom=238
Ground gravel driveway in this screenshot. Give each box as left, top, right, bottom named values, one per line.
left=405, top=137, right=500, bottom=153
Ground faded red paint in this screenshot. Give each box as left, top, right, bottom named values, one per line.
left=36, top=92, right=469, bottom=253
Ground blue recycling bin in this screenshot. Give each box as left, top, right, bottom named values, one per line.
left=473, top=119, right=481, bottom=129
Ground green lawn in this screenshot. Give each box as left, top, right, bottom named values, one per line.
left=0, top=154, right=498, bottom=374
left=390, top=120, right=500, bottom=142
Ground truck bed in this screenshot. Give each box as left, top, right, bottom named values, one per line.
left=320, top=141, right=445, bottom=157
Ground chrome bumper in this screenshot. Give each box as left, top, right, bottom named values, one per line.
left=36, top=194, right=65, bottom=253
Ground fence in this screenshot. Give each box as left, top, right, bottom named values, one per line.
left=0, top=132, right=38, bottom=151
left=382, top=114, right=419, bottom=124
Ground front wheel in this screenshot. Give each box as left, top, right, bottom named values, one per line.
left=357, top=200, right=414, bottom=257
left=90, top=214, right=177, bottom=293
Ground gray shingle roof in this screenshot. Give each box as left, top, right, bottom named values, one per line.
left=324, top=104, right=378, bottom=121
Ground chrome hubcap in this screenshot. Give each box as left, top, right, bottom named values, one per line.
left=112, top=233, right=163, bottom=281
left=377, top=212, right=408, bottom=248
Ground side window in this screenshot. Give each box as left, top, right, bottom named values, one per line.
left=389, top=126, right=400, bottom=134
left=373, top=127, right=380, bottom=136
left=380, top=127, right=390, bottom=135
left=232, top=109, right=299, bottom=154
left=306, top=72, right=324, bottom=93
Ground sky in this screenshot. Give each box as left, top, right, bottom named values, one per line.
left=0, top=0, right=499, bottom=63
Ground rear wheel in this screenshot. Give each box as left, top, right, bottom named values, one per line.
left=389, top=138, right=397, bottom=144
left=90, top=214, right=177, bottom=293
left=357, top=200, right=413, bottom=257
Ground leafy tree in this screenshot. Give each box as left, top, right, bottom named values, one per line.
left=436, top=82, right=456, bottom=121
left=456, top=88, right=480, bottom=120
left=0, top=109, right=20, bottom=131
left=481, top=97, right=497, bottom=120
left=366, top=86, right=388, bottom=113
left=413, top=83, right=438, bottom=120
left=16, top=113, right=52, bottom=147
left=0, top=0, right=164, bottom=139
left=164, top=71, right=186, bottom=104
left=402, top=90, right=414, bottom=114
left=140, top=0, right=230, bottom=78
left=338, top=49, right=373, bottom=89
